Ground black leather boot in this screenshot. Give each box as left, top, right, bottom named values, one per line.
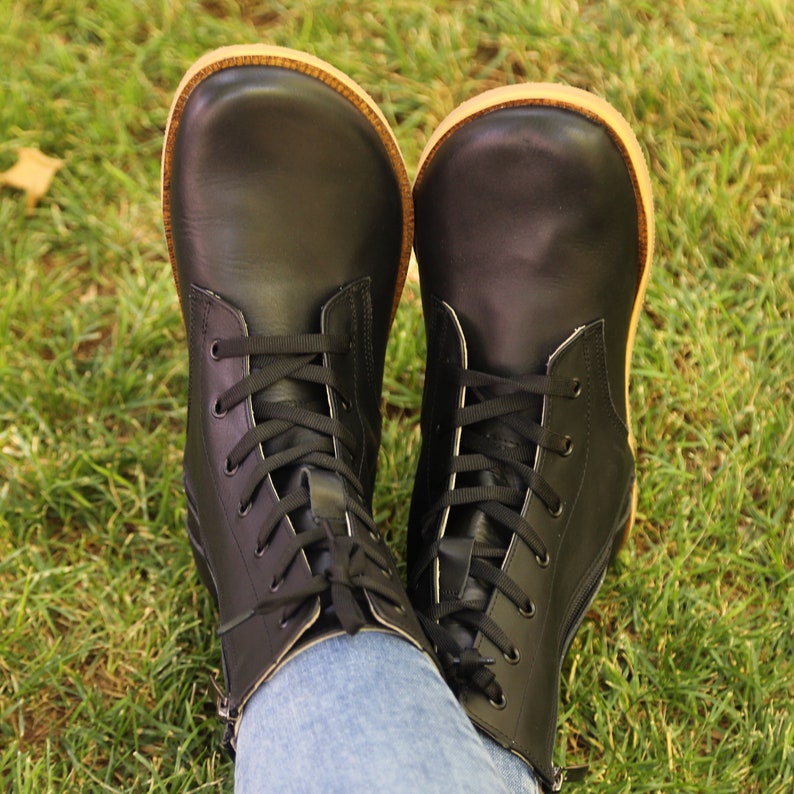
left=408, top=84, right=654, bottom=791
left=162, top=45, right=434, bottom=752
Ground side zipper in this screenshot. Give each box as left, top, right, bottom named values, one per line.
left=559, top=548, right=610, bottom=659
left=210, top=676, right=239, bottom=759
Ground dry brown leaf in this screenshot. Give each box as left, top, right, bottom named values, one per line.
left=0, top=147, right=64, bottom=215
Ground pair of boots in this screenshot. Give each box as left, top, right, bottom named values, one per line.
left=161, top=45, right=654, bottom=792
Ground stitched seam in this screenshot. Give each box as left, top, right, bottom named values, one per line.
left=427, top=303, right=448, bottom=509
left=591, top=323, right=628, bottom=434
left=550, top=330, right=592, bottom=758
left=361, top=281, right=375, bottom=395
left=348, top=287, right=366, bottom=487
left=198, top=293, right=244, bottom=690
left=204, top=292, right=286, bottom=701
left=510, top=329, right=593, bottom=771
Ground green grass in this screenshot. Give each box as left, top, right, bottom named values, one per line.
left=1, top=0, right=792, bottom=791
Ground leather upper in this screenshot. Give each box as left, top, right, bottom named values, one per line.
left=413, top=106, right=641, bottom=422
left=163, top=55, right=431, bottom=746
left=169, top=65, right=405, bottom=350
left=185, top=283, right=427, bottom=714
left=409, top=101, right=649, bottom=790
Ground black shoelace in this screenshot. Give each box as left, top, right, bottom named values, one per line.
left=210, top=333, right=405, bottom=636
left=413, top=365, right=581, bottom=704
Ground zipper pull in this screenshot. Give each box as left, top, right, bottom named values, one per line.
left=210, top=676, right=239, bottom=759
left=550, top=763, right=588, bottom=791
left=209, top=675, right=237, bottom=724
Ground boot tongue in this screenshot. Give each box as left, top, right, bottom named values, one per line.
left=247, top=275, right=330, bottom=468
left=282, top=464, right=368, bottom=633
left=442, top=363, right=546, bottom=653
left=446, top=378, right=544, bottom=546
left=245, top=307, right=349, bottom=614
left=252, top=361, right=329, bottom=483
left=245, top=281, right=330, bottom=443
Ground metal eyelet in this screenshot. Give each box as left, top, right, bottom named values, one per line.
left=394, top=604, right=406, bottom=615
left=504, top=647, right=521, bottom=665
left=519, top=601, right=536, bottom=619
left=238, top=501, right=251, bottom=517
left=369, top=529, right=380, bottom=543
left=210, top=340, right=221, bottom=360
left=489, top=693, right=507, bottom=710
left=561, top=436, right=574, bottom=457
left=223, top=458, right=238, bottom=476
left=548, top=501, right=564, bottom=518
left=253, top=543, right=267, bottom=559
left=279, top=613, right=291, bottom=629
left=270, top=577, right=283, bottom=593
left=211, top=399, right=227, bottom=418
left=572, top=378, right=582, bottom=398
left=536, top=551, right=551, bottom=569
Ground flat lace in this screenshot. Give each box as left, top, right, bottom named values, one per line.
left=413, top=364, right=580, bottom=702
left=212, top=333, right=404, bottom=636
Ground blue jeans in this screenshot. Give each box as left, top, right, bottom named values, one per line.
left=235, top=631, right=541, bottom=793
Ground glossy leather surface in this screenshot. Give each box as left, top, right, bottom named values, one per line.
left=170, top=65, right=404, bottom=351
left=409, top=102, right=648, bottom=790
left=184, top=283, right=428, bottom=710
left=163, top=54, right=430, bottom=744
left=414, top=107, right=640, bottom=420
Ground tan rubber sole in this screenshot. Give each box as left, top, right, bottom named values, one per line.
left=161, top=44, right=414, bottom=325
left=415, top=83, right=655, bottom=545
